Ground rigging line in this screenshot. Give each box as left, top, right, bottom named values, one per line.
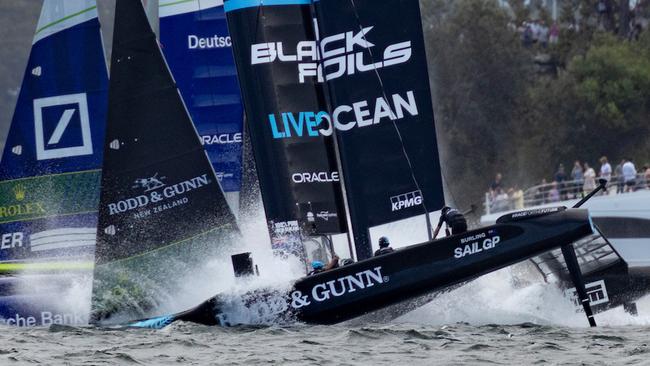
left=345, top=0, right=434, bottom=218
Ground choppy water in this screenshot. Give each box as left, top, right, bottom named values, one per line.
left=1, top=320, right=649, bottom=365
left=4, top=215, right=650, bottom=365
left=3, top=268, right=650, bottom=366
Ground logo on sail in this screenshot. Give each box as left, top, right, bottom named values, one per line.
left=251, top=22, right=412, bottom=84
left=132, top=173, right=166, bottom=192
left=107, top=174, right=212, bottom=218
left=13, top=185, right=26, bottom=201
left=33, top=93, right=93, bottom=160
left=316, top=211, right=337, bottom=221
left=390, top=190, right=422, bottom=212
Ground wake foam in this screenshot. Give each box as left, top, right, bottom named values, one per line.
left=396, top=266, right=650, bottom=327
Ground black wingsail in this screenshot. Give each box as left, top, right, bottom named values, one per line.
left=224, top=0, right=346, bottom=255
left=91, top=0, right=239, bottom=324
left=312, top=0, right=445, bottom=259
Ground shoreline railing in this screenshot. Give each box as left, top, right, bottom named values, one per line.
left=484, top=173, right=650, bottom=215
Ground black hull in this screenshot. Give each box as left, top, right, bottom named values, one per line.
left=127, top=208, right=594, bottom=328
left=288, top=209, right=593, bottom=324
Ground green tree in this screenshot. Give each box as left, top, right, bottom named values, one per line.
left=424, top=0, right=529, bottom=210
left=523, top=33, right=650, bottom=170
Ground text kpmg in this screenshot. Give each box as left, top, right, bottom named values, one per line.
left=268, top=91, right=418, bottom=139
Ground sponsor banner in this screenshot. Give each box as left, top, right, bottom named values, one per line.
left=312, top=0, right=444, bottom=259
left=225, top=1, right=346, bottom=235
left=0, top=213, right=97, bottom=262
left=0, top=297, right=89, bottom=327
left=289, top=266, right=388, bottom=309
left=97, top=152, right=230, bottom=263
left=0, top=171, right=101, bottom=225
left=0, top=18, right=107, bottom=181
left=160, top=5, right=244, bottom=194
left=270, top=220, right=303, bottom=256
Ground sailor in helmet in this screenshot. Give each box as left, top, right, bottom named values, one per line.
left=433, top=206, right=468, bottom=238
left=308, top=254, right=340, bottom=276
left=374, top=236, right=394, bottom=256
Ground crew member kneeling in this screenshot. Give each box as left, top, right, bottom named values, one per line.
left=433, top=206, right=468, bottom=238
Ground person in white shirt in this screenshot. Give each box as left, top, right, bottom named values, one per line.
left=622, top=158, right=638, bottom=192
left=599, top=156, right=612, bottom=194
left=583, top=162, right=596, bottom=194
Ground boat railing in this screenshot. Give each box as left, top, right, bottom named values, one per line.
left=483, top=173, right=650, bottom=215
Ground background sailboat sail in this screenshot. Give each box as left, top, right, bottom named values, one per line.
left=224, top=0, right=347, bottom=254
left=0, top=0, right=107, bottom=325
left=92, top=0, right=239, bottom=324
left=312, top=0, right=445, bottom=259
left=159, top=0, right=245, bottom=215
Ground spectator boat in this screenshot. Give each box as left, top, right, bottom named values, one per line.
left=482, top=179, right=650, bottom=314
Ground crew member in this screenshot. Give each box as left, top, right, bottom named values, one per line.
left=374, top=236, right=394, bottom=256
left=433, top=206, right=468, bottom=238
left=308, top=255, right=339, bottom=276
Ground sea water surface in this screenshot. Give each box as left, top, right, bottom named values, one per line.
left=3, top=217, right=650, bottom=365
left=2, top=269, right=649, bottom=366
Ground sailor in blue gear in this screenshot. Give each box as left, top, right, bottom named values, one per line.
left=308, top=261, right=325, bottom=275
left=374, top=236, right=394, bottom=256
left=433, top=206, right=468, bottom=238
left=308, top=255, right=340, bottom=276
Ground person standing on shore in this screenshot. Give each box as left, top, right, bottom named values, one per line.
left=615, top=159, right=625, bottom=193
left=583, top=162, right=596, bottom=195
left=599, top=156, right=612, bottom=194
left=623, top=158, right=638, bottom=192
left=571, top=160, right=583, bottom=198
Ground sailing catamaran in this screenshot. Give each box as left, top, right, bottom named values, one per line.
left=159, top=0, right=245, bottom=215
left=90, top=0, right=240, bottom=324
left=119, top=0, right=601, bottom=328
left=0, top=0, right=108, bottom=326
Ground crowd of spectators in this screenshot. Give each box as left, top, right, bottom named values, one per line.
left=518, top=20, right=559, bottom=49
left=486, top=156, right=650, bottom=213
